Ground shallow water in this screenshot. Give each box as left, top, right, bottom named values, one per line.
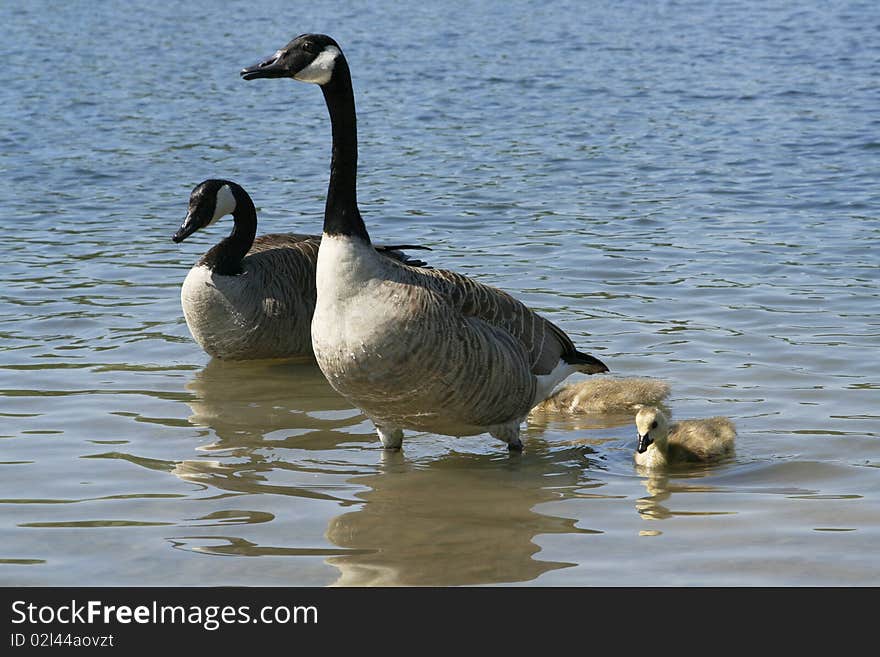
left=2, top=0, right=878, bottom=586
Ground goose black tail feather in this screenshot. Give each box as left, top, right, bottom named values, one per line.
left=376, top=244, right=432, bottom=268
left=566, top=350, right=609, bottom=374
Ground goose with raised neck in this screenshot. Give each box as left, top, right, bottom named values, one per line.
left=242, top=35, right=609, bottom=450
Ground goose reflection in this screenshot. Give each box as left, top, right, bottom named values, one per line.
left=164, top=358, right=381, bottom=564
left=172, top=357, right=375, bottom=499
left=172, top=360, right=613, bottom=584
left=634, top=467, right=737, bottom=528
left=635, top=471, right=674, bottom=521
left=183, top=358, right=362, bottom=446
left=324, top=444, right=606, bottom=586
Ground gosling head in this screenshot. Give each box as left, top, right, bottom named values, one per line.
left=172, top=179, right=239, bottom=243
left=635, top=406, right=670, bottom=455
left=240, top=34, right=343, bottom=86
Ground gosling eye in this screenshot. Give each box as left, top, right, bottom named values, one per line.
left=651, top=421, right=658, bottom=429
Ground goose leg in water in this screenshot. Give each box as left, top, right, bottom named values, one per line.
left=490, top=424, right=524, bottom=452
left=376, top=424, right=404, bottom=450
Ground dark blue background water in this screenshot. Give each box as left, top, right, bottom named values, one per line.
left=1, top=0, right=878, bottom=585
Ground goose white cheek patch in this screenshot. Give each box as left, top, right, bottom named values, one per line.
left=210, top=184, right=237, bottom=225
left=294, top=45, right=340, bottom=84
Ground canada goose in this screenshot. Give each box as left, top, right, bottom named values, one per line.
left=529, top=377, right=670, bottom=417
left=173, top=178, right=428, bottom=360
left=634, top=406, right=736, bottom=468
left=241, top=35, right=608, bottom=451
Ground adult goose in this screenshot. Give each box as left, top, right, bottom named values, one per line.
left=241, top=34, right=608, bottom=450
left=173, top=178, right=427, bottom=360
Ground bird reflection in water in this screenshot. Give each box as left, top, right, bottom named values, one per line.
left=172, top=359, right=610, bottom=585
left=173, top=357, right=372, bottom=495
left=634, top=466, right=736, bottom=534
left=324, top=446, right=606, bottom=586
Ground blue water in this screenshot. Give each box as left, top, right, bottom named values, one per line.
left=1, top=0, right=878, bottom=585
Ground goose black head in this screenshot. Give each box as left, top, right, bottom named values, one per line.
left=240, top=34, right=343, bottom=85
left=172, top=179, right=238, bottom=243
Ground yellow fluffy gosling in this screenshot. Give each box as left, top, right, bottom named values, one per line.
left=530, top=377, right=670, bottom=417
left=634, top=406, right=735, bottom=468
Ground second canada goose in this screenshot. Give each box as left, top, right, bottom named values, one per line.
left=634, top=406, right=736, bottom=468
left=172, top=179, right=428, bottom=360
left=241, top=35, right=608, bottom=451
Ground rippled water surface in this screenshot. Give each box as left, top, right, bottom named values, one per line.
left=2, top=0, right=878, bottom=586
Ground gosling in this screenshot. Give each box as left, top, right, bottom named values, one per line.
left=530, top=377, right=670, bottom=416
left=634, top=406, right=735, bottom=468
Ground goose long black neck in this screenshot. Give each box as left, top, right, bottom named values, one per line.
left=201, top=189, right=257, bottom=276
left=320, top=57, right=371, bottom=243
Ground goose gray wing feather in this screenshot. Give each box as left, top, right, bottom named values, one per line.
left=248, top=233, right=431, bottom=267
left=396, top=266, right=605, bottom=376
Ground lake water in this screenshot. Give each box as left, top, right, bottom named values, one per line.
left=2, top=0, right=878, bottom=586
